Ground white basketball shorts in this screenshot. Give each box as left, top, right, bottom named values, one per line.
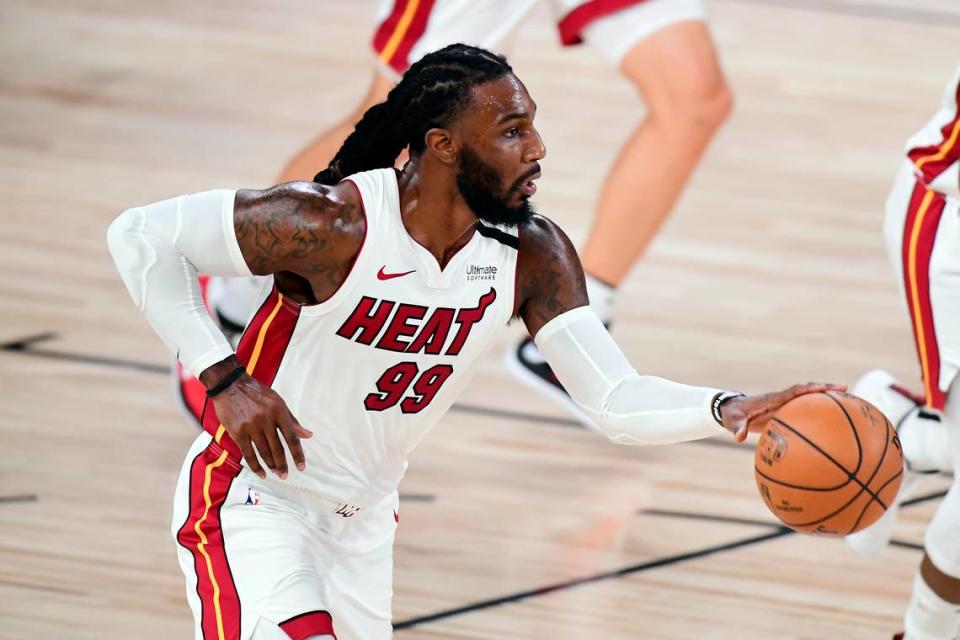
left=172, top=432, right=399, bottom=640
left=883, top=159, right=960, bottom=410
left=372, top=0, right=706, bottom=75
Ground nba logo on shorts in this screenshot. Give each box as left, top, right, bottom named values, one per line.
left=245, top=488, right=260, bottom=505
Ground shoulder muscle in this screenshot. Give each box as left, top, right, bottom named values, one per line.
left=233, top=181, right=365, bottom=278
left=515, top=214, right=588, bottom=337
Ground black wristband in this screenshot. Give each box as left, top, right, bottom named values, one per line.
left=711, top=391, right=745, bottom=426
left=206, top=366, right=246, bottom=398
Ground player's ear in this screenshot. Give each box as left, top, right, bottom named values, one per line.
left=424, top=128, right=458, bottom=165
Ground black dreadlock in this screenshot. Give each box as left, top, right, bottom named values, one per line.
left=314, top=43, right=513, bottom=185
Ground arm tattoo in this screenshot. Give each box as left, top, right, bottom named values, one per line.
left=515, top=216, right=589, bottom=337
left=234, top=183, right=364, bottom=300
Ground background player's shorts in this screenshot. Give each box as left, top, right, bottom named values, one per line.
left=172, top=433, right=399, bottom=640
left=884, top=159, right=960, bottom=410
left=373, top=0, right=706, bottom=76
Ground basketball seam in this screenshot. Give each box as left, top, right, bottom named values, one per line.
left=763, top=477, right=877, bottom=530
left=848, top=468, right=903, bottom=535
left=843, top=414, right=903, bottom=534
left=753, top=466, right=850, bottom=492
left=825, top=393, right=891, bottom=512
left=771, top=416, right=884, bottom=506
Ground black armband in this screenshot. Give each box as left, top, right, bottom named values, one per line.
left=206, top=366, right=246, bottom=398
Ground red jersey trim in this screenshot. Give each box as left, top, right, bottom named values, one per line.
left=175, top=443, right=243, bottom=640
left=279, top=610, right=337, bottom=640
left=907, top=81, right=960, bottom=186
left=558, top=0, right=650, bottom=46
left=372, top=0, right=438, bottom=74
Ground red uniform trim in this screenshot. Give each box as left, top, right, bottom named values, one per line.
left=907, top=82, right=960, bottom=186
left=175, top=443, right=243, bottom=640
left=901, top=180, right=948, bottom=410
left=279, top=610, right=337, bottom=640
left=558, top=0, right=650, bottom=46
left=372, top=0, right=410, bottom=57
left=202, top=286, right=302, bottom=459
left=372, top=0, right=438, bottom=74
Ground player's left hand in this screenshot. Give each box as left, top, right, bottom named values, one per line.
left=720, top=383, right=848, bottom=443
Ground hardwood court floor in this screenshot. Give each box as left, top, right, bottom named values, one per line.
left=1, top=1, right=958, bottom=638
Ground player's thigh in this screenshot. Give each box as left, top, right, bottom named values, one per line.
left=928, top=194, right=960, bottom=392
left=325, top=494, right=399, bottom=640
left=373, top=0, right=538, bottom=76
left=925, top=474, right=960, bottom=578
left=569, top=1, right=726, bottom=115
left=883, top=160, right=922, bottom=285
left=174, top=453, right=336, bottom=640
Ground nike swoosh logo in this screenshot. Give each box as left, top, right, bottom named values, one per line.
left=377, top=266, right=416, bottom=281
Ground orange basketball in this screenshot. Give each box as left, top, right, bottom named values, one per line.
left=754, top=391, right=904, bottom=536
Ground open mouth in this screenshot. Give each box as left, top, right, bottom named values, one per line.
left=517, top=170, right=541, bottom=197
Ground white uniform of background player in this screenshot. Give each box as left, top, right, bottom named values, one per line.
left=847, top=63, right=960, bottom=640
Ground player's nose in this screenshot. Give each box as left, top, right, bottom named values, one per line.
left=524, top=128, right=546, bottom=162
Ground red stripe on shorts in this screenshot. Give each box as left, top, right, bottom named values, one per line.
left=372, top=0, right=411, bottom=57
left=907, top=82, right=960, bottom=186
left=279, top=610, right=337, bottom=640
left=901, top=179, right=948, bottom=410
left=175, top=443, right=243, bottom=640
left=558, top=0, right=650, bottom=46
left=372, top=0, right=437, bottom=74
left=202, top=286, right=302, bottom=459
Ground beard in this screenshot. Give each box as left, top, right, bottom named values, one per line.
left=456, top=146, right=536, bottom=228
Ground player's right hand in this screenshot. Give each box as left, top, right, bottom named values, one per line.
left=720, top=382, right=848, bottom=443
left=210, top=373, right=314, bottom=479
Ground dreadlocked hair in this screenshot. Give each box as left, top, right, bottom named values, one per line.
left=314, top=43, right=513, bottom=185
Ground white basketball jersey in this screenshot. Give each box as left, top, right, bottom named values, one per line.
left=204, top=168, right=519, bottom=508
left=905, top=62, right=960, bottom=200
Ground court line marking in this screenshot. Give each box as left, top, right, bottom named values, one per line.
left=890, top=540, right=925, bottom=551
left=392, top=490, right=947, bottom=630
left=4, top=333, right=942, bottom=628
left=0, top=332, right=743, bottom=449
left=393, top=529, right=792, bottom=630
left=0, top=494, right=38, bottom=505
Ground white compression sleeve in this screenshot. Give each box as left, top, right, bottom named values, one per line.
left=534, top=306, right=730, bottom=445
left=106, top=189, right=253, bottom=377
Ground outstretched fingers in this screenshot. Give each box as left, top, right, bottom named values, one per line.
left=279, top=412, right=307, bottom=472
left=237, top=436, right=267, bottom=479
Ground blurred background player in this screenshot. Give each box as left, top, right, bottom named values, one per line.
left=176, top=0, right=733, bottom=424
left=846, top=62, right=960, bottom=640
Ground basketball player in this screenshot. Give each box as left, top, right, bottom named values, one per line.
left=845, top=62, right=960, bottom=640
left=175, top=0, right=734, bottom=425
left=109, top=45, right=827, bottom=640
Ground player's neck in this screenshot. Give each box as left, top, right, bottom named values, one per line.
left=397, top=164, right=477, bottom=269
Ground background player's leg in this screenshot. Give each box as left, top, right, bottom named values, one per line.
left=901, top=380, right=960, bottom=639
left=276, top=71, right=394, bottom=183
left=508, top=12, right=731, bottom=417
left=906, top=491, right=960, bottom=638
left=579, top=19, right=732, bottom=309
left=848, top=164, right=957, bottom=559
